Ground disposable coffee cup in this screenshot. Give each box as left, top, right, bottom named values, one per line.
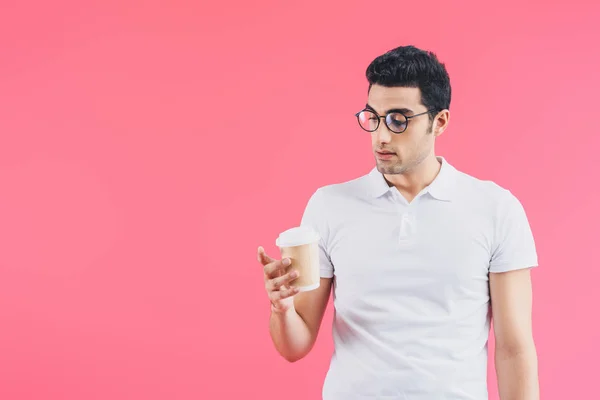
left=275, top=226, right=321, bottom=292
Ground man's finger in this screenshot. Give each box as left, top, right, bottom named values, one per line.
left=267, top=270, right=299, bottom=291
left=264, top=257, right=291, bottom=278
left=257, top=246, right=275, bottom=265
left=269, top=286, right=299, bottom=301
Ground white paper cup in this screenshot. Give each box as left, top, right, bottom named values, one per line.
left=276, top=226, right=321, bottom=292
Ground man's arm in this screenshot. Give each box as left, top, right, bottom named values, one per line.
left=266, top=187, right=334, bottom=362
left=269, top=277, right=332, bottom=362
left=490, top=268, right=539, bottom=400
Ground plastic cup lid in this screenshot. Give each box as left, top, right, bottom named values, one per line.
left=275, top=226, right=320, bottom=247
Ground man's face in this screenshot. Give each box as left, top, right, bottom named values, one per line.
left=366, top=84, right=437, bottom=175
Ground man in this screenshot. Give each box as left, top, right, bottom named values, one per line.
left=258, top=45, right=539, bottom=399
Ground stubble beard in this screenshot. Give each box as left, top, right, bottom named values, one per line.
left=376, top=123, right=434, bottom=176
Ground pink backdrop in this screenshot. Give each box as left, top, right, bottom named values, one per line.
left=1, top=1, right=599, bottom=399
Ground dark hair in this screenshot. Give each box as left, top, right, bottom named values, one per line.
left=366, top=45, right=451, bottom=119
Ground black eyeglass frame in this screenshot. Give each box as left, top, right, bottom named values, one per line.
left=354, top=108, right=437, bottom=133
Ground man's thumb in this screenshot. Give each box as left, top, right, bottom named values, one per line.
left=257, top=246, right=275, bottom=265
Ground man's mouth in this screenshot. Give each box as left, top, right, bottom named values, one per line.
left=376, top=150, right=396, bottom=160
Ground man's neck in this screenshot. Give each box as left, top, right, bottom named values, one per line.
left=384, top=155, right=442, bottom=201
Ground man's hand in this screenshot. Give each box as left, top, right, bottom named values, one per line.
left=258, top=246, right=300, bottom=313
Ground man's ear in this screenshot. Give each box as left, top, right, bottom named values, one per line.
left=433, top=109, right=450, bottom=137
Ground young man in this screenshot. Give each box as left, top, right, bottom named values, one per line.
left=258, top=45, right=539, bottom=399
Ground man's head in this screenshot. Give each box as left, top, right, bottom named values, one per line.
left=358, top=45, right=451, bottom=175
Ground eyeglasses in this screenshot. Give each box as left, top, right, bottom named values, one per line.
left=355, top=108, right=436, bottom=134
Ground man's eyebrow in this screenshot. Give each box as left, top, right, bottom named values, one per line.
left=365, top=103, right=414, bottom=115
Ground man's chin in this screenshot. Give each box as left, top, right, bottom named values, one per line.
left=376, top=160, right=407, bottom=174
left=376, top=163, right=399, bottom=174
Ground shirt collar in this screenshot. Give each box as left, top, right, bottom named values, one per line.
left=367, top=156, right=457, bottom=201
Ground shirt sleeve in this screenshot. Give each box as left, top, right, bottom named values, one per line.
left=300, top=188, right=334, bottom=278
left=489, top=191, right=539, bottom=273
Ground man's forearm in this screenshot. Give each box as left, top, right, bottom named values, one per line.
left=269, top=308, right=314, bottom=362
left=495, top=346, right=539, bottom=400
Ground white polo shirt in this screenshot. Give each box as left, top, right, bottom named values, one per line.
left=300, top=157, right=538, bottom=400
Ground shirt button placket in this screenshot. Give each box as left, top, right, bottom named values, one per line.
left=396, top=193, right=417, bottom=244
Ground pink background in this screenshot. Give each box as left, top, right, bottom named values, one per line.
left=1, top=0, right=599, bottom=399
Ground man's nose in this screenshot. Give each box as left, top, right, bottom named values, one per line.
left=374, top=120, right=393, bottom=144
